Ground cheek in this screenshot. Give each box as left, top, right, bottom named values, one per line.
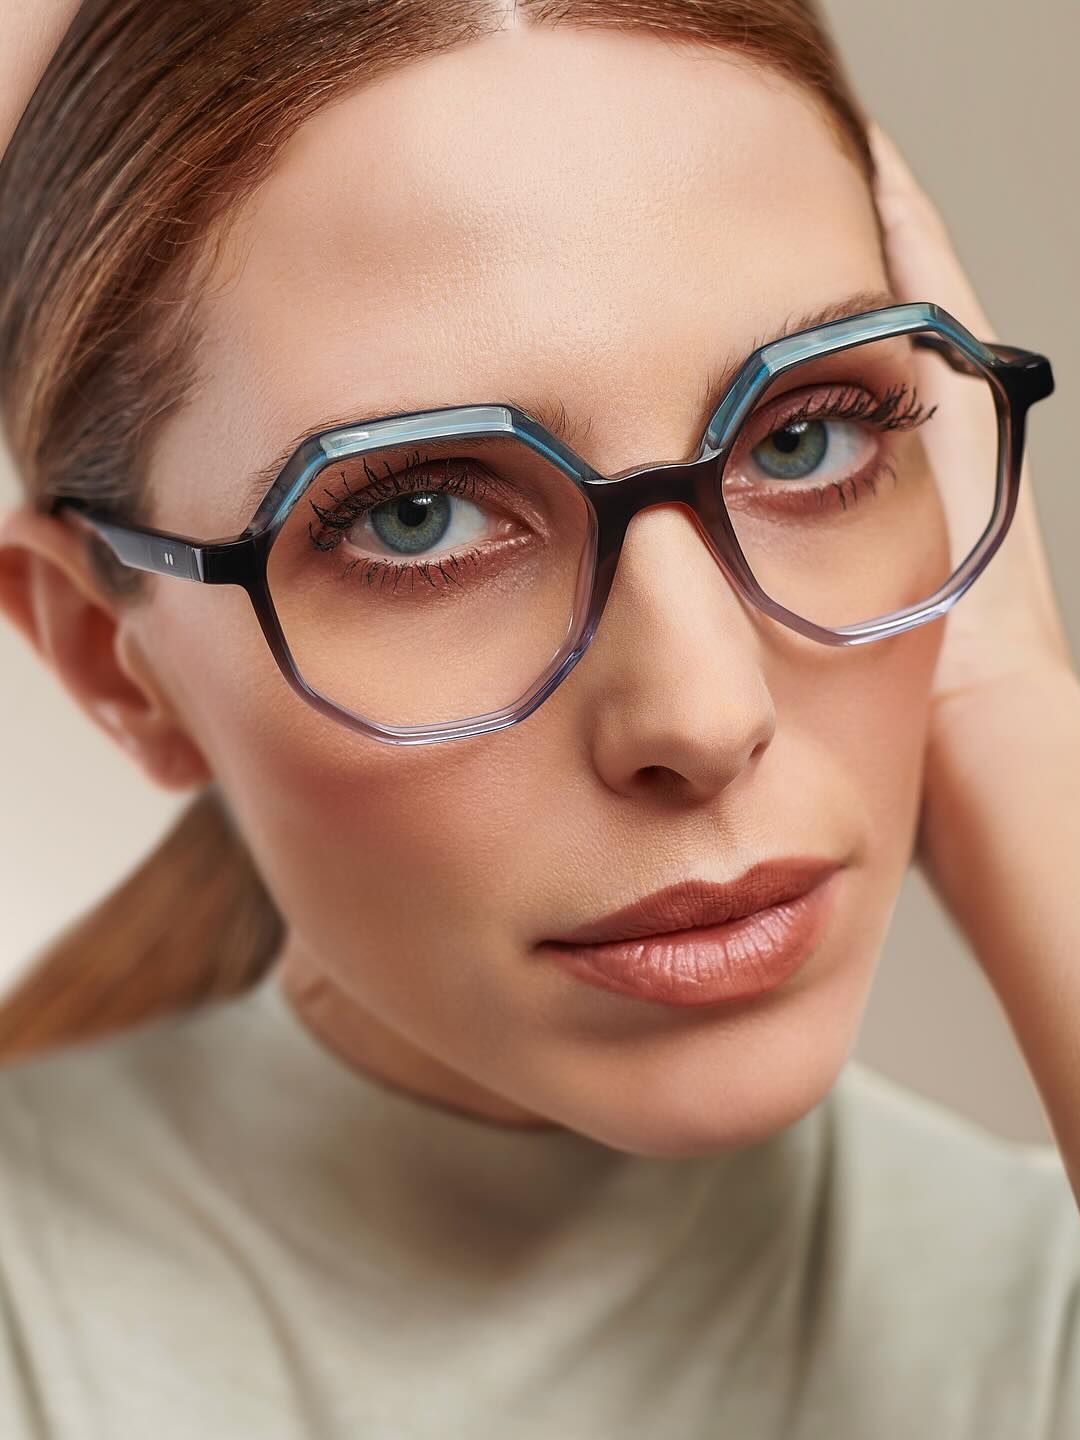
left=812, top=616, right=943, bottom=867
left=158, top=583, right=547, bottom=956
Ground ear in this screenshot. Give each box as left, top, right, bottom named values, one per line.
left=0, top=504, right=213, bottom=791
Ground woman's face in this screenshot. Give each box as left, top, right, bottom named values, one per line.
left=137, top=23, right=942, bottom=1155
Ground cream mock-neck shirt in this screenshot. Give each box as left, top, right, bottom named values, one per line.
left=0, top=962, right=1077, bottom=1439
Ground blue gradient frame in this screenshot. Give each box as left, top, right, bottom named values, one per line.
left=50, top=302, right=1054, bottom=746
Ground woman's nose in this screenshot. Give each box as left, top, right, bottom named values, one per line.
left=579, top=503, right=777, bottom=803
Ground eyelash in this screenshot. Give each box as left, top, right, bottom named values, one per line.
left=755, top=380, right=936, bottom=437
left=308, top=452, right=501, bottom=536
left=739, top=380, right=936, bottom=512
left=306, top=454, right=526, bottom=593
left=304, top=380, right=936, bottom=586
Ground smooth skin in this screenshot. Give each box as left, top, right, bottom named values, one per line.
left=1, top=21, right=1077, bottom=1171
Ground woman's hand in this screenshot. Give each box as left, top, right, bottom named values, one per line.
left=868, top=118, right=1078, bottom=877
left=871, top=120, right=1080, bottom=1199
left=869, top=120, right=1074, bottom=724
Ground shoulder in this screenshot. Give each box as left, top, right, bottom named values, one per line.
left=828, top=1058, right=1077, bottom=1237
left=0, top=986, right=299, bottom=1436
left=0, top=994, right=244, bottom=1161
left=0, top=989, right=275, bottom=1275
left=0, top=1015, right=179, bottom=1435
left=832, top=1055, right=1071, bottom=1177
left=0, top=997, right=240, bottom=1255
left=809, top=1059, right=1080, bottom=1433
left=0, top=985, right=273, bottom=1201
left=825, top=1058, right=1080, bottom=1278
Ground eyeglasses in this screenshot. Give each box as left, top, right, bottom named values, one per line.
left=51, top=301, right=1053, bottom=747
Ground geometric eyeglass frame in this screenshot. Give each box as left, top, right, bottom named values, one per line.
left=50, top=301, right=1055, bottom=747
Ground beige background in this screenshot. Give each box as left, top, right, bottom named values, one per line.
left=1, top=1, right=1076, bottom=1144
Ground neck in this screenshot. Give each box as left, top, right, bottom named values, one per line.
left=273, top=937, right=565, bottom=1133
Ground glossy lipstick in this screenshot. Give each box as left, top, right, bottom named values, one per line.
left=540, top=859, right=843, bottom=1007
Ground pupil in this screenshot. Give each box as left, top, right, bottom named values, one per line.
left=773, top=424, right=805, bottom=454
left=398, top=495, right=431, bottom=529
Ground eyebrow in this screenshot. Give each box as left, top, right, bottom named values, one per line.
left=237, top=285, right=897, bottom=516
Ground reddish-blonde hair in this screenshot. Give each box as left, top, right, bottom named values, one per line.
left=0, top=0, right=876, bottom=1060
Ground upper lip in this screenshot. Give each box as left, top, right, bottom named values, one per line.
left=546, top=857, right=843, bottom=946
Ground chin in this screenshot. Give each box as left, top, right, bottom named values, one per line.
left=528, top=985, right=859, bottom=1159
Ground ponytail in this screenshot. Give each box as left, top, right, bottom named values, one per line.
left=0, top=784, right=283, bottom=1064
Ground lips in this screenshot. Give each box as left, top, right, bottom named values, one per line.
left=547, top=857, right=843, bottom=947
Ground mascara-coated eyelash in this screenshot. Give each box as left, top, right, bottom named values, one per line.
left=728, top=378, right=938, bottom=515
left=304, top=452, right=528, bottom=595
left=307, top=450, right=508, bottom=540
left=755, top=380, right=937, bottom=436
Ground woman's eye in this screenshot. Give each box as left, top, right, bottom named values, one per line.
left=299, top=461, right=537, bottom=597
left=749, top=417, right=870, bottom=484
left=361, top=490, right=488, bottom=559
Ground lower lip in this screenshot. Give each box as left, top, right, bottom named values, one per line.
left=540, top=869, right=843, bottom=1008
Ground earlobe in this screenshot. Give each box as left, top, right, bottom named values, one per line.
left=0, top=503, right=213, bottom=793
left=124, top=728, right=214, bottom=792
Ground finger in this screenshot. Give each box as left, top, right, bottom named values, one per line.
left=870, top=121, right=1056, bottom=619
left=869, top=131, right=1070, bottom=665
left=868, top=120, right=999, bottom=344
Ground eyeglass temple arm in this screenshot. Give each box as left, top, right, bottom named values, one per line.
left=48, top=497, right=249, bottom=584
left=913, top=333, right=1054, bottom=403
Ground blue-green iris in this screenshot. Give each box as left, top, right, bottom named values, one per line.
left=371, top=492, right=452, bottom=555
left=752, top=420, right=828, bottom=480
